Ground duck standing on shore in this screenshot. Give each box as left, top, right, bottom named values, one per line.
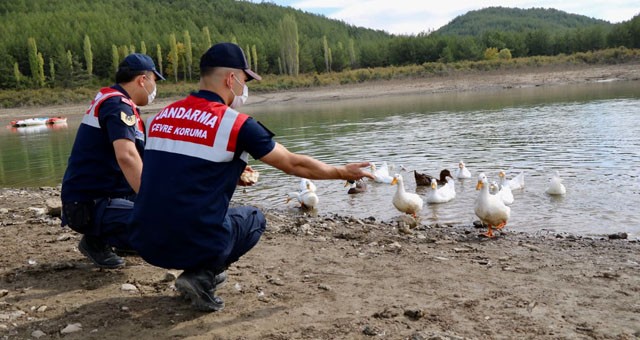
left=287, top=178, right=319, bottom=209
left=475, top=173, right=510, bottom=238
left=391, top=173, right=423, bottom=218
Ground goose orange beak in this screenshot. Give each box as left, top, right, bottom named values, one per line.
left=391, top=177, right=398, bottom=185
left=476, top=181, right=483, bottom=190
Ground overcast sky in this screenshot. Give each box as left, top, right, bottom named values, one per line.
left=250, top=0, right=640, bottom=35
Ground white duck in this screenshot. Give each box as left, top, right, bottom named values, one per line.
left=426, top=177, right=456, bottom=204
left=475, top=173, right=510, bottom=238
left=496, top=171, right=514, bottom=205
left=287, top=179, right=319, bottom=209
left=506, top=171, right=525, bottom=190
left=299, top=178, right=317, bottom=193
left=454, top=160, right=472, bottom=179
left=371, top=162, right=394, bottom=184
left=545, top=171, right=566, bottom=195
left=391, top=173, right=423, bottom=217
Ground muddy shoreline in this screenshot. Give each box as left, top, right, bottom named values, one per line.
left=1, top=187, right=639, bottom=339
left=1, top=64, right=640, bottom=339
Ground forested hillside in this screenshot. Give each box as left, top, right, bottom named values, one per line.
left=0, top=0, right=393, bottom=88
left=0, top=0, right=638, bottom=91
left=436, top=7, right=611, bottom=36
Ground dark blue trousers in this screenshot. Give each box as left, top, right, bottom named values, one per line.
left=220, top=206, right=267, bottom=270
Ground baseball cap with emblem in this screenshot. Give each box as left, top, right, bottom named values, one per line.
left=120, top=53, right=165, bottom=80
left=200, top=43, right=261, bottom=81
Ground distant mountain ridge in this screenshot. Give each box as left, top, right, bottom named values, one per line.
left=435, top=7, right=612, bottom=36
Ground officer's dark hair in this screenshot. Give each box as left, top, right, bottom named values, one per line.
left=115, top=64, right=147, bottom=84
left=200, top=66, right=216, bottom=77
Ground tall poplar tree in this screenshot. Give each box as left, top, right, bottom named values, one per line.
left=83, top=34, right=93, bottom=76
left=111, top=44, right=119, bottom=72
left=322, top=35, right=330, bottom=72
left=251, top=45, right=258, bottom=73
left=140, top=41, right=147, bottom=55
left=202, top=26, right=212, bottom=52
left=27, top=37, right=44, bottom=87
left=184, top=30, right=193, bottom=80
left=156, top=44, right=163, bottom=76
left=49, top=58, right=55, bottom=83
left=169, top=33, right=178, bottom=82
left=279, top=14, right=299, bottom=76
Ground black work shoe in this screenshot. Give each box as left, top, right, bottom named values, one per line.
left=113, top=247, right=139, bottom=257
left=78, top=235, right=125, bottom=269
left=175, top=270, right=225, bottom=312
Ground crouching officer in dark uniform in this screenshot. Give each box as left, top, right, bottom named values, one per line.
left=61, top=53, right=164, bottom=269
left=130, top=43, right=373, bottom=312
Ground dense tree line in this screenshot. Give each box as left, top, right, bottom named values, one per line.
left=0, top=1, right=638, bottom=90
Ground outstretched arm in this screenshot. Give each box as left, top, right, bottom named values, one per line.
left=260, top=143, right=373, bottom=181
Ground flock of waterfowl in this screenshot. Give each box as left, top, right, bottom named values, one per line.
left=286, top=160, right=567, bottom=238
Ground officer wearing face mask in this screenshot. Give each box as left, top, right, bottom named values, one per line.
left=130, top=43, right=373, bottom=312
left=61, top=53, right=164, bottom=269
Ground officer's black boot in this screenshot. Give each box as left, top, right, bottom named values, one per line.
left=175, top=269, right=226, bottom=312
left=78, top=235, right=125, bottom=269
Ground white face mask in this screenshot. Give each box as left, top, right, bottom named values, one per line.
left=230, top=76, right=248, bottom=109
left=143, top=77, right=157, bottom=105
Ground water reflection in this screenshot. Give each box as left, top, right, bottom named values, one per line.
left=0, top=81, right=639, bottom=237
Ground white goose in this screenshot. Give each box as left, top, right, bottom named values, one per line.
left=507, top=171, right=525, bottom=190
left=391, top=173, right=423, bottom=217
left=454, top=160, right=472, bottom=179
left=426, top=177, right=456, bottom=204
left=475, top=173, right=510, bottom=238
left=497, top=171, right=514, bottom=205
left=287, top=179, right=319, bottom=209
left=545, top=171, right=566, bottom=195
left=371, top=162, right=394, bottom=184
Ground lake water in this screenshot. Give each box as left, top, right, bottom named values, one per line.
left=1, top=81, right=639, bottom=238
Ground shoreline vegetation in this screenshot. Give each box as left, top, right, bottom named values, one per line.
left=1, top=47, right=639, bottom=109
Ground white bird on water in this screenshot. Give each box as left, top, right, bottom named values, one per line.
left=454, top=160, right=472, bottom=179
left=545, top=171, right=566, bottom=196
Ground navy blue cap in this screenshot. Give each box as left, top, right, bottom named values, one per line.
left=121, top=53, right=165, bottom=80
left=200, top=43, right=261, bottom=81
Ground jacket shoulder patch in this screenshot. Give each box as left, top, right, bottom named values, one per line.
left=120, top=111, right=136, bottom=126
